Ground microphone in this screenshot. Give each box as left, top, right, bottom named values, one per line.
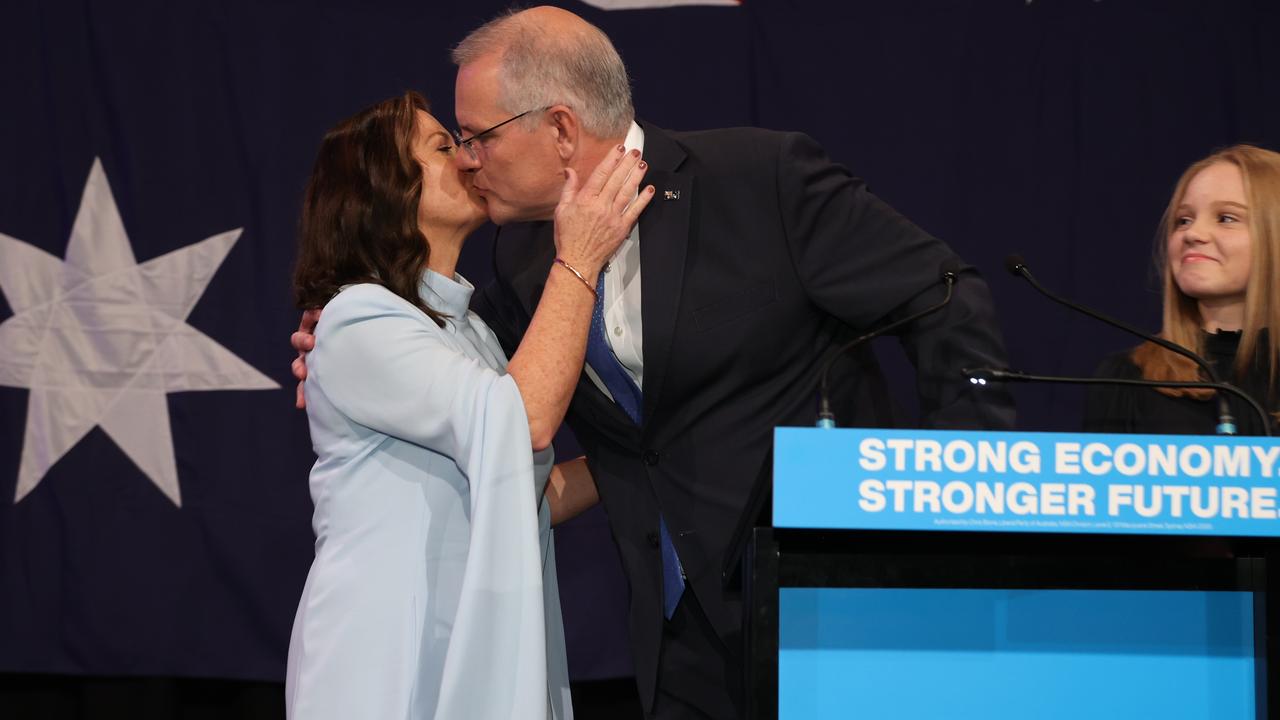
left=1004, top=254, right=1243, bottom=435
left=816, top=260, right=962, bottom=428
left=961, top=367, right=1271, bottom=436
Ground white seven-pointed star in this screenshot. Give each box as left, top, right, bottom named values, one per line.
left=0, top=158, right=279, bottom=506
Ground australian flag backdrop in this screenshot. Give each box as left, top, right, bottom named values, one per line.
left=2, top=0, right=1280, bottom=684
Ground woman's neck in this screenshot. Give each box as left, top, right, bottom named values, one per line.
left=1198, top=298, right=1245, bottom=333
left=422, top=225, right=468, bottom=279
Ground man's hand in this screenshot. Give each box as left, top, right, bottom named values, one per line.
left=291, top=308, right=321, bottom=409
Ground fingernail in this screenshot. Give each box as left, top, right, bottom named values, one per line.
left=638, top=161, right=647, bottom=170
left=631, top=149, right=641, bottom=157
left=617, top=144, right=625, bottom=152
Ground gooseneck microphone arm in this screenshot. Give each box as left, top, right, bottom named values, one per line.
left=1004, top=254, right=1240, bottom=435
left=817, top=261, right=960, bottom=428
left=962, top=367, right=1271, bottom=437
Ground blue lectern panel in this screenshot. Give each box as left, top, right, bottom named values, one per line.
left=774, top=428, right=1280, bottom=537
left=779, top=587, right=1256, bottom=719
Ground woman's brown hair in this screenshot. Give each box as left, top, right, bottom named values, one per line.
left=1133, top=144, right=1280, bottom=399
left=293, top=90, right=446, bottom=326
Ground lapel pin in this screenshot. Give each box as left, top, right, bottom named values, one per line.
left=663, top=190, right=680, bottom=201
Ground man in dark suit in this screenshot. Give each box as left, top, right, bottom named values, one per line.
left=448, top=7, right=1014, bottom=719
left=296, top=6, right=1014, bottom=718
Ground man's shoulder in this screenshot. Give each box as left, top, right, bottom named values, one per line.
left=658, top=124, right=792, bottom=157
left=666, top=124, right=787, bottom=143
left=644, top=122, right=822, bottom=175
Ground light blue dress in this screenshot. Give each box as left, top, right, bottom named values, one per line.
left=285, top=270, right=571, bottom=720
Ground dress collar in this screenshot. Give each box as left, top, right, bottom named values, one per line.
left=420, top=269, right=474, bottom=320
left=1203, top=328, right=1243, bottom=357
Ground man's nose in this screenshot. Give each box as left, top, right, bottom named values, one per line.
left=453, top=148, right=480, bottom=172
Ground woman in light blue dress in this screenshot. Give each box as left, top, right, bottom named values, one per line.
left=285, top=91, right=652, bottom=719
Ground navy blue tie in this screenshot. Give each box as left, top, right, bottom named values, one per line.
left=585, top=272, right=686, bottom=619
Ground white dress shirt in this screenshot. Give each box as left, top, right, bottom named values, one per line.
left=584, top=121, right=646, bottom=400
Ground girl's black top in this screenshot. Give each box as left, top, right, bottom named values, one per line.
left=1084, top=330, right=1277, bottom=436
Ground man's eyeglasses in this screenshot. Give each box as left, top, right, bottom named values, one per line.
left=452, top=107, right=546, bottom=161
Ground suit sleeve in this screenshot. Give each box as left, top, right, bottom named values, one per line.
left=777, top=131, right=1016, bottom=429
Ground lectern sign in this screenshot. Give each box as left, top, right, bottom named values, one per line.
left=774, top=428, right=1280, bottom=537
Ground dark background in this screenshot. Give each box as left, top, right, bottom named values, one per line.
left=1, top=0, right=1278, bottom=716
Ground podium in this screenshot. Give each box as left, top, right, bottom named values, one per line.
left=742, top=428, right=1280, bottom=720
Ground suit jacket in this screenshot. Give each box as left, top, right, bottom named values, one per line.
left=472, top=121, right=1016, bottom=710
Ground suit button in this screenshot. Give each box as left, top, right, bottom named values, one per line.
left=643, top=450, right=660, bottom=466
left=646, top=531, right=660, bottom=548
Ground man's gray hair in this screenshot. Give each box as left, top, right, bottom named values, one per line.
left=452, top=10, right=634, bottom=138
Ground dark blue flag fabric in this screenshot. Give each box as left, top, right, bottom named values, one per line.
left=2, top=0, right=1279, bottom=682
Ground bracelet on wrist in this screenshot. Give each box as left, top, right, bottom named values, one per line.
left=553, top=258, right=597, bottom=299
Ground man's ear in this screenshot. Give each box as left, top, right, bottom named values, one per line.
left=548, top=105, right=579, bottom=161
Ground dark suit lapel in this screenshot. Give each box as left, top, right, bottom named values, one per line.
left=637, top=123, right=690, bottom=427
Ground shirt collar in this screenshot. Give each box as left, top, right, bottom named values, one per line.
left=623, top=121, right=645, bottom=155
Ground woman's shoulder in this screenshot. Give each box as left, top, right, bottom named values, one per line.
left=317, top=283, right=434, bottom=331
left=308, top=282, right=455, bottom=388
left=1092, top=347, right=1142, bottom=379
left=1083, top=346, right=1147, bottom=433
left=324, top=282, right=405, bottom=309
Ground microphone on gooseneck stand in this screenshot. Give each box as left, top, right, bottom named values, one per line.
left=1003, top=253, right=1243, bottom=436
left=816, top=260, right=963, bottom=428
left=961, top=367, right=1271, bottom=437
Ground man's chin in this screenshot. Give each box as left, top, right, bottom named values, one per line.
left=487, top=206, right=546, bottom=226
